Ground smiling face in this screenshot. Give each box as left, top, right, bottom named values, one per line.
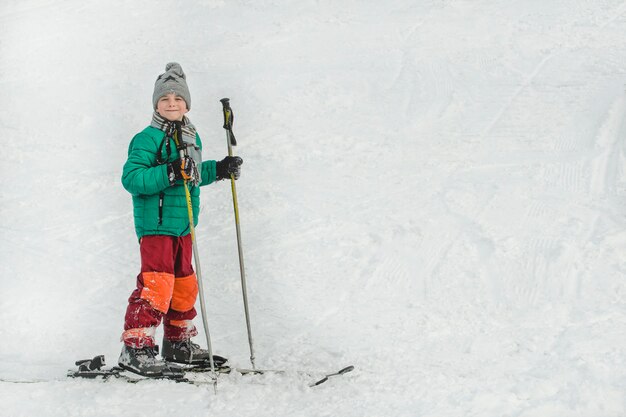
left=156, top=93, right=189, bottom=121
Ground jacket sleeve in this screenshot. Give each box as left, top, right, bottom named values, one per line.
left=121, top=133, right=171, bottom=196
left=200, top=160, right=217, bottom=186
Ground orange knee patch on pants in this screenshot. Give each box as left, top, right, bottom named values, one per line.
left=170, top=273, right=198, bottom=312
left=140, top=271, right=175, bottom=313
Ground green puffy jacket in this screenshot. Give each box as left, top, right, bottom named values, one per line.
left=122, top=126, right=217, bottom=239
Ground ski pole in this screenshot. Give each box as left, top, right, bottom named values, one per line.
left=173, top=123, right=217, bottom=379
left=220, top=98, right=256, bottom=369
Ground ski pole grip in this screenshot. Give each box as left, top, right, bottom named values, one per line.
left=220, top=98, right=237, bottom=146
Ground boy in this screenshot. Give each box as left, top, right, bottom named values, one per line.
left=119, top=62, right=242, bottom=376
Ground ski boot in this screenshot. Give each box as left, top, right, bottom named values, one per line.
left=162, top=338, right=228, bottom=367
left=118, top=344, right=183, bottom=378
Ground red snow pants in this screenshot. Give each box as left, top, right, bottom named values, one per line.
left=122, top=235, right=199, bottom=348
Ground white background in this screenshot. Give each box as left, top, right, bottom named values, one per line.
left=1, top=1, right=625, bottom=416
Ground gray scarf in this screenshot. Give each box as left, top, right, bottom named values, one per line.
left=151, top=112, right=202, bottom=184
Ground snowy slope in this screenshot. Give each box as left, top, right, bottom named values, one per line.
left=1, top=0, right=625, bottom=416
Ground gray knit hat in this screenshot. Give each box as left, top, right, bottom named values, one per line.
left=152, top=62, right=191, bottom=110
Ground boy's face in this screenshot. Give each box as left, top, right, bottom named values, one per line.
left=156, top=93, right=189, bottom=121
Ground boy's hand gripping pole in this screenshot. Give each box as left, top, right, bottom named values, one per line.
left=172, top=122, right=217, bottom=380
left=220, top=98, right=256, bottom=370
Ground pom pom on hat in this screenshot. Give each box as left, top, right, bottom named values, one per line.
left=152, top=62, right=191, bottom=110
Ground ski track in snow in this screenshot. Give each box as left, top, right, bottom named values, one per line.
left=1, top=0, right=626, bottom=416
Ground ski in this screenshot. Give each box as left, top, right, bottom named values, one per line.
left=174, top=356, right=354, bottom=385
left=68, top=355, right=354, bottom=387
left=221, top=365, right=355, bottom=386
left=68, top=355, right=222, bottom=385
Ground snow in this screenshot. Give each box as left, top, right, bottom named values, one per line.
left=1, top=0, right=625, bottom=416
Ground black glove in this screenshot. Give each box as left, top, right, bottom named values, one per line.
left=168, top=155, right=196, bottom=184
left=216, top=156, right=243, bottom=181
